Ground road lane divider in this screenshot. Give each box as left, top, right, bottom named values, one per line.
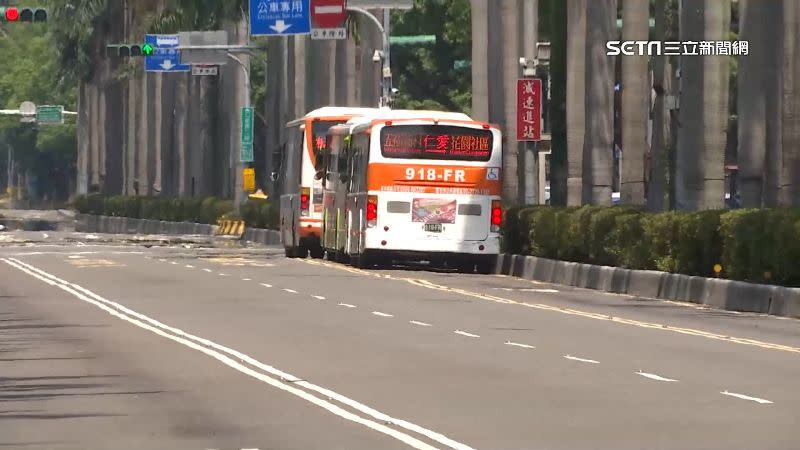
left=505, top=341, right=535, bottom=349
left=720, top=391, right=773, bottom=404
left=372, top=311, right=394, bottom=318
left=338, top=303, right=357, bottom=308
left=410, top=321, right=432, bottom=327
left=636, top=371, right=678, bottom=382
left=453, top=330, right=480, bottom=338
left=1, top=257, right=475, bottom=450
left=300, top=260, right=800, bottom=355
left=563, top=355, right=600, bottom=364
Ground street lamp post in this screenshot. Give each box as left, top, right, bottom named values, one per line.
left=227, top=53, right=251, bottom=214
left=347, top=6, right=392, bottom=107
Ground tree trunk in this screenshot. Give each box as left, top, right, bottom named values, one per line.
left=737, top=0, right=767, bottom=207
left=779, top=0, right=800, bottom=206
left=174, top=73, right=188, bottom=197
left=586, top=0, right=616, bottom=205
left=621, top=0, right=648, bottom=206
left=471, top=0, right=490, bottom=122
left=549, top=0, right=568, bottom=206
left=566, top=0, right=587, bottom=206
left=701, top=0, right=729, bottom=210
left=676, top=0, right=705, bottom=210
left=763, top=2, right=784, bottom=207
left=647, top=0, right=667, bottom=210
left=152, top=73, right=163, bottom=195
left=77, top=82, right=90, bottom=195
left=137, top=73, right=150, bottom=196
left=500, top=0, right=521, bottom=203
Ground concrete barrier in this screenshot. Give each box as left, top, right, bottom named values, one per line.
left=627, top=270, right=664, bottom=298
left=769, top=287, right=800, bottom=318
left=717, top=280, right=775, bottom=314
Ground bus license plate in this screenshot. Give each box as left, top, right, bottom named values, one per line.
left=424, top=224, right=443, bottom=233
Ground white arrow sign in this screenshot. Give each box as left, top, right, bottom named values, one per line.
left=270, top=20, right=292, bottom=33
left=160, top=59, right=175, bottom=70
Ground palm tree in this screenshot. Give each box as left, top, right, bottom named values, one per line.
left=585, top=0, right=615, bottom=205
left=621, top=0, right=648, bottom=206
left=701, top=0, right=729, bottom=210
left=763, top=2, right=783, bottom=206
left=566, top=0, right=587, bottom=206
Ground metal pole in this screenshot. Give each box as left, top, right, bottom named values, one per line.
left=228, top=53, right=250, bottom=214
left=347, top=6, right=390, bottom=107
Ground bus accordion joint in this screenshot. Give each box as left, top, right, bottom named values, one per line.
left=491, top=200, right=502, bottom=232
left=366, top=195, right=378, bottom=228
left=300, top=187, right=311, bottom=217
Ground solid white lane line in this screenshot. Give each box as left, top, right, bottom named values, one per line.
left=312, top=295, right=326, bottom=300
left=563, top=355, right=600, bottom=364
left=283, top=288, right=298, bottom=294
left=505, top=341, right=535, bottom=349
left=2, top=258, right=472, bottom=450
left=520, top=288, right=559, bottom=293
left=372, top=311, right=393, bottom=318
left=338, top=303, right=357, bottom=308
left=203, top=268, right=213, bottom=272
left=260, top=283, right=273, bottom=288
left=721, top=391, right=773, bottom=404
left=636, top=371, right=678, bottom=382
left=454, top=330, right=480, bottom=338
left=185, top=265, right=195, bottom=268
left=410, top=320, right=432, bottom=327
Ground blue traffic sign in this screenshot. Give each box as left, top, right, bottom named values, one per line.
left=144, top=34, right=191, bottom=73
left=250, top=0, right=311, bottom=36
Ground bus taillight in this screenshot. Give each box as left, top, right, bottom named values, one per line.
left=300, top=187, right=310, bottom=216
left=366, top=195, right=378, bottom=227
left=491, top=200, right=502, bottom=232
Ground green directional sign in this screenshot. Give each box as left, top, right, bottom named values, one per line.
left=36, top=105, right=64, bottom=125
left=241, top=142, right=254, bottom=163
left=241, top=107, right=254, bottom=144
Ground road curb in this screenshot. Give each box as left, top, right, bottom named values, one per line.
left=495, top=253, right=800, bottom=320
left=75, top=213, right=279, bottom=246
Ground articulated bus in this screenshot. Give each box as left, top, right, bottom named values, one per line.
left=319, top=110, right=503, bottom=273
left=280, top=107, right=380, bottom=258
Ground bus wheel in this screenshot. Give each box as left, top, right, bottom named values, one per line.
left=310, top=247, right=325, bottom=259
left=284, top=247, right=296, bottom=258
left=353, top=253, right=371, bottom=269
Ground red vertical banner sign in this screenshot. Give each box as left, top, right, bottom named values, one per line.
left=516, top=78, right=542, bottom=141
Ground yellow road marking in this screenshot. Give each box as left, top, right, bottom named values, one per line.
left=301, top=259, right=800, bottom=355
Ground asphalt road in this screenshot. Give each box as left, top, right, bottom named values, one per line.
left=1, top=230, right=798, bottom=450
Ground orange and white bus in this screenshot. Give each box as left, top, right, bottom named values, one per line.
left=319, top=110, right=503, bottom=273
left=280, top=107, right=380, bottom=258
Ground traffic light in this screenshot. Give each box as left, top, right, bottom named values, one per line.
left=1, top=7, right=47, bottom=22
left=106, top=43, right=153, bottom=58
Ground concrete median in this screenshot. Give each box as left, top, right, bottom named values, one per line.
left=496, top=252, right=800, bottom=320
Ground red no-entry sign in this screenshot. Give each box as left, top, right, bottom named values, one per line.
left=311, top=0, right=348, bottom=29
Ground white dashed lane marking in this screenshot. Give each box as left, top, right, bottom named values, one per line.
left=453, top=330, right=480, bottom=338
left=563, top=355, right=600, bottom=364
left=242, top=278, right=252, bottom=281
left=283, top=288, right=298, bottom=294
left=505, top=341, right=535, bottom=349
left=260, top=283, right=273, bottom=288
left=372, top=311, right=393, bottom=318
left=219, top=273, right=229, bottom=276
left=338, top=303, right=357, bottom=308
left=410, top=320, right=432, bottom=327
left=721, top=391, right=773, bottom=404
left=312, top=295, right=326, bottom=300
left=186, top=265, right=195, bottom=268
left=636, top=371, right=678, bottom=382
left=203, top=268, right=213, bottom=273
left=158, top=259, right=167, bottom=262
left=170, top=261, right=178, bottom=265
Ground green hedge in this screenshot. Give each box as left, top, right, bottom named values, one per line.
left=501, top=205, right=800, bottom=287
left=72, top=194, right=278, bottom=230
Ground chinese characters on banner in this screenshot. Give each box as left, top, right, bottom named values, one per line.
left=516, top=78, right=542, bottom=141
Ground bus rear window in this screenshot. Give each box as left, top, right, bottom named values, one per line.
left=380, top=125, right=493, bottom=161
left=310, top=120, right=341, bottom=164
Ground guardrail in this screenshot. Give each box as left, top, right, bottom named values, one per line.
left=216, top=219, right=245, bottom=237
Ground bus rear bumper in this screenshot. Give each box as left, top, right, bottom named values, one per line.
left=364, top=235, right=500, bottom=256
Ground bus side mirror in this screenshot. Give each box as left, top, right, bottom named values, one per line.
left=314, top=170, right=325, bottom=181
